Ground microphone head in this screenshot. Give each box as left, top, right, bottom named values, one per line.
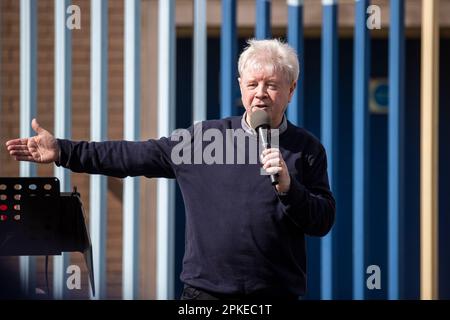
left=249, top=109, right=271, bottom=130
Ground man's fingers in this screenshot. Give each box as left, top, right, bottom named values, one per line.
left=5, top=138, right=28, bottom=147
left=264, top=167, right=281, bottom=175
left=263, top=158, right=281, bottom=169
left=261, top=148, right=281, bottom=159
left=6, top=145, right=29, bottom=151
left=14, top=155, right=34, bottom=162
left=261, top=151, right=281, bottom=164
left=31, top=118, right=44, bottom=134
left=9, top=150, right=32, bottom=157
left=262, top=148, right=278, bottom=156
left=263, top=151, right=280, bottom=160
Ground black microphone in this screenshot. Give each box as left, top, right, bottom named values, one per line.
left=249, top=109, right=279, bottom=186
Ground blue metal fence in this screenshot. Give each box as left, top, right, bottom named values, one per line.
left=287, top=0, right=304, bottom=127
left=89, top=0, right=108, bottom=299
left=388, top=0, right=405, bottom=300
left=320, top=0, right=338, bottom=300
left=123, top=0, right=141, bottom=300
left=352, top=0, right=371, bottom=300
left=10, top=0, right=447, bottom=300
left=19, top=0, right=37, bottom=298
left=255, top=0, right=271, bottom=39
left=53, top=0, right=72, bottom=300
left=220, top=0, right=237, bottom=118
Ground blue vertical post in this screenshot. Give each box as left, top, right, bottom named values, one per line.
left=157, top=0, right=176, bottom=300
left=220, top=0, right=237, bottom=118
left=19, top=0, right=37, bottom=298
left=353, top=0, right=370, bottom=300
left=193, top=0, right=207, bottom=123
left=388, top=0, right=405, bottom=300
left=53, top=0, right=72, bottom=300
left=287, top=0, right=304, bottom=127
left=255, top=0, right=271, bottom=39
left=123, top=0, right=141, bottom=300
left=320, top=0, right=338, bottom=300
left=90, top=0, right=108, bottom=299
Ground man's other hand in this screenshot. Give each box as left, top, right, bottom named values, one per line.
left=261, top=148, right=291, bottom=194
left=5, top=118, right=60, bottom=164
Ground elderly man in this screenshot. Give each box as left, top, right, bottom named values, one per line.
left=6, top=39, right=335, bottom=300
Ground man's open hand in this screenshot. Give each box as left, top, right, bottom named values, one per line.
left=5, top=118, right=59, bottom=164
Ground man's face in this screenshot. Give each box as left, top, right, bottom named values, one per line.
left=239, top=66, right=296, bottom=128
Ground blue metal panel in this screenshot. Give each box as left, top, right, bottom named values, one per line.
left=174, top=38, right=193, bottom=298
left=403, top=39, right=420, bottom=300
left=53, top=0, right=72, bottom=300
left=388, top=0, right=405, bottom=300
left=123, top=0, right=141, bottom=300
left=287, top=0, right=304, bottom=127
left=320, top=0, right=338, bottom=300
left=439, top=40, right=450, bottom=299
left=157, top=0, right=176, bottom=300
left=302, top=39, right=322, bottom=300
left=193, top=0, right=207, bottom=122
left=335, top=39, right=356, bottom=299
left=19, top=0, right=37, bottom=298
left=255, top=0, right=271, bottom=39
left=353, top=0, right=370, bottom=300
left=90, top=0, right=108, bottom=299
left=220, top=0, right=237, bottom=118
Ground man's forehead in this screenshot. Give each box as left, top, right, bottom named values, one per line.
left=241, top=68, right=283, bottom=81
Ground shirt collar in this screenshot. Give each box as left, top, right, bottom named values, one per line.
left=241, top=112, right=288, bottom=137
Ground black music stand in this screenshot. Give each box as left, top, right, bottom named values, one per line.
left=0, top=177, right=95, bottom=297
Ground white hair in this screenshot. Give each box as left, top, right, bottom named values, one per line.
left=237, top=38, right=300, bottom=84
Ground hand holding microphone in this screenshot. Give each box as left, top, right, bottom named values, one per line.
left=250, top=110, right=290, bottom=193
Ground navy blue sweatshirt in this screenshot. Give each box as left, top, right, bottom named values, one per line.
left=56, top=116, right=335, bottom=296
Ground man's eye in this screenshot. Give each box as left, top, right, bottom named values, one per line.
left=268, top=85, right=277, bottom=90
left=247, top=84, right=257, bottom=88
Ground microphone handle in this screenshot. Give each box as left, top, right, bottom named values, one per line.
left=267, top=143, right=279, bottom=185
left=258, top=126, right=279, bottom=186
left=270, top=172, right=279, bottom=186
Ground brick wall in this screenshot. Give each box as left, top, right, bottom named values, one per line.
left=0, top=0, right=159, bottom=300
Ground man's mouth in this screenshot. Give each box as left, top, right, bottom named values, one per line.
left=252, top=105, right=270, bottom=111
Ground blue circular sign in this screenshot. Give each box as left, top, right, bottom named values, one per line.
left=373, top=83, right=388, bottom=107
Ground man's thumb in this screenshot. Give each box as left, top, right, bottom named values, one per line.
left=31, top=118, right=44, bottom=134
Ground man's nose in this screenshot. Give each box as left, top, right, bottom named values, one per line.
left=255, top=84, right=267, bottom=98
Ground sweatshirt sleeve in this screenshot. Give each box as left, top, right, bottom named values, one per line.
left=56, top=137, right=176, bottom=179
left=278, top=145, right=336, bottom=237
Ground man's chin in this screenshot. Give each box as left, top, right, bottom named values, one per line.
left=250, top=106, right=271, bottom=113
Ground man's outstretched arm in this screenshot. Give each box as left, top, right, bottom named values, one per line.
left=6, top=119, right=176, bottom=179
left=56, top=138, right=175, bottom=178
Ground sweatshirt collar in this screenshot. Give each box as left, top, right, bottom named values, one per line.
left=241, top=112, right=288, bottom=137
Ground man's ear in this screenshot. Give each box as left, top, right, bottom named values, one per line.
left=288, top=81, right=297, bottom=102
left=238, top=77, right=243, bottom=93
